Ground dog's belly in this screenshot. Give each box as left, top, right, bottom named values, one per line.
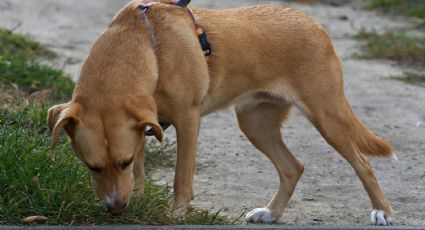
left=201, top=85, right=294, bottom=115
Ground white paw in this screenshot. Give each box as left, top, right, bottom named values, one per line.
left=371, top=210, right=393, bottom=226
left=245, top=208, right=276, bottom=223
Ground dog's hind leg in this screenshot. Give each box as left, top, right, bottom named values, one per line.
left=293, top=58, right=394, bottom=225
left=236, top=103, right=304, bottom=223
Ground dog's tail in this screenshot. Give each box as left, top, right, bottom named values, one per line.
left=350, top=112, right=393, bottom=158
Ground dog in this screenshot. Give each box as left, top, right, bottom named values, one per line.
left=47, top=0, right=395, bottom=225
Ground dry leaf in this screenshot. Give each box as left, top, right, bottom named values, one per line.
left=22, top=216, right=48, bottom=223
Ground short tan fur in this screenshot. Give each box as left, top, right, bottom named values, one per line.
left=48, top=0, right=394, bottom=224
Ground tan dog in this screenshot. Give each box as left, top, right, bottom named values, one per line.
left=48, top=0, right=395, bottom=225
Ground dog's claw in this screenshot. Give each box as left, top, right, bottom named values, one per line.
left=371, top=210, right=393, bottom=226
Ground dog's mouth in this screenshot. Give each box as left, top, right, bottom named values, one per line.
left=106, top=202, right=129, bottom=215
left=145, top=122, right=171, bottom=136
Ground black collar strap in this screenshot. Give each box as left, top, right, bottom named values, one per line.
left=185, top=8, right=212, bottom=56
left=175, top=0, right=191, bottom=7
left=174, top=0, right=211, bottom=55
left=138, top=0, right=211, bottom=56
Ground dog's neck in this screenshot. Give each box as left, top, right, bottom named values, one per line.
left=75, top=3, right=160, bottom=100
left=73, top=1, right=206, bottom=109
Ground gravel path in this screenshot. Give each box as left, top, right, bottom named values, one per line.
left=1, top=0, right=424, bottom=226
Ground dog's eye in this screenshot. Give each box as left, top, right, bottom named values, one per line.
left=120, top=158, right=133, bottom=170
left=88, top=165, right=103, bottom=173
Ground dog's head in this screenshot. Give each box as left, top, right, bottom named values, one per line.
left=47, top=96, right=163, bottom=213
left=46, top=0, right=196, bottom=213
left=46, top=1, right=167, bottom=214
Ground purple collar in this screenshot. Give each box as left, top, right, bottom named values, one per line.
left=138, top=2, right=160, bottom=50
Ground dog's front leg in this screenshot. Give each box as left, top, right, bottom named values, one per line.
left=172, top=107, right=201, bottom=216
left=133, top=133, right=146, bottom=196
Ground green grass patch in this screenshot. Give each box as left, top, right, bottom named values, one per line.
left=0, top=28, right=46, bottom=59
left=365, top=0, right=425, bottom=20
left=390, top=72, right=425, bottom=87
left=354, top=29, right=425, bottom=66
left=0, top=28, right=74, bottom=102
left=0, top=106, right=235, bottom=225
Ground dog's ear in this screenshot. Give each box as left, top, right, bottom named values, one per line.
left=47, top=102, right=80, bottom=149
left=138, top=121, right=163, bottom=142
left=125, top=96, right=163, bottom=142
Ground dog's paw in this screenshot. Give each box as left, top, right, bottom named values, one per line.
left=371, top=210, right=393, bottom=226
left=246, top=208, right=276, bottom=223
left=170, top=200, right=189, bottom=218
left=133, top=185, right=144, bottom=196
left=171, top=207, right=187, bottom=218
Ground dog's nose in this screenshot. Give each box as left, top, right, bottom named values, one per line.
left=106, top=201, right=128, bottom=215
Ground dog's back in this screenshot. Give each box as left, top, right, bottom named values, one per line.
left=189, top=5, right=338, bottom=113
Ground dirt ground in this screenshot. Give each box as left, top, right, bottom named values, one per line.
left=1, top=0, right=424, bottom=226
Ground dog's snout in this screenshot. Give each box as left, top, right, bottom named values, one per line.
left=105, top=189, right=127, bottom=214
left=106, top=200, right=128, bottom=215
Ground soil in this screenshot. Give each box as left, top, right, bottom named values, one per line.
left=1, top=0, right=424, bottom=226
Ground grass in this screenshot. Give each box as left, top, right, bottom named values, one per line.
left=354, top=29, right=425, bottom=65
left=144, top=139, right=175, bottom=174
left=0, top=29, right=236, bottom=225
left=390, top=72, right=425, bottom=87
left=0, top=28, right=74, bottom=102
left=365, top=0, right=425, bottom=21
left=354, top=30, right=425, bottom=87
left=0, top=107, right=234, bottom=225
